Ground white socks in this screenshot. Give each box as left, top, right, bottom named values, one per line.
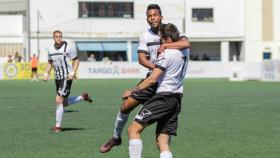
left=55, top=104, right=64, bottom=127
left=129, top=139, right=142, bottom=158
left=113, top=111, right=129, bottom=138
left=129, top=139, right=172, bottom=158
left=67, top=96, right=83, bottom=105
left=160, top=151, right=173, bottom=158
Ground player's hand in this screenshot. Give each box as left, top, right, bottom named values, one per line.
left=67, top=74, right=75, bottom=80
left=67, top=71, right=76, bottom=80
left=43, top=73, right=49, bottom=82
left=122, top=90, right=132, bottom=99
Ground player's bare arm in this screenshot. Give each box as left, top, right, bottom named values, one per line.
left=138, top=51, right=155, bottom=70
left=68, top=58, right=79, bottom=80
left=158, top=37, right=191, bottom=53
left=43, top=62, right=52, bottom=81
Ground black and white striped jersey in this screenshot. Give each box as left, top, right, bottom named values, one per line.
left=48, top=42, right=77, bottom=80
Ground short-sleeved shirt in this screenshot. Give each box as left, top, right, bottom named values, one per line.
left=155, top=48, right=189, bottom=94
left=134, top=48, right=188, bottom=136
left=138, top=29, right=161, bottom=73
left=48, top=42, right=77, bottom=80
left=30, top=57, right=38, bottom=68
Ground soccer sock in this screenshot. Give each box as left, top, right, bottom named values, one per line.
left=129, top=139, right=142, bottom=158
left=113, top=111, right=129, bottom=138
left=67, top=96, right=83, bottom=105
left=55, top=104, right=64, bottom=127
left=160, top=151, right=173, bottom=158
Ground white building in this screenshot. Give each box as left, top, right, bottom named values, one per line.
left=245, top=0, right=280, bottom=62
left=28, top=0, right=185, bottom=62
left=29, top=0, right=245, bottom=63
left=0, top=0, right=26, bottom=62
left=1, top=0, right=280, bottom=79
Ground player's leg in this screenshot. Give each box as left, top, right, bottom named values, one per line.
left=63, top=93, right=92, bottom=107
left=34, top=68, right=38, bottom=81
left=53, top=80, right=69, bottom=132
left=127, top=94, right=164, bottom=158
left=100, top=96, right=139, bottom=153
left=114, top=96, right=139, bottom=137
left=62, top=80, right=92, bottom=107
left=157, top=134, right=172, bottom=158
left=53, top=94, right=64, bottom=132
left=31, top=69, right=34, bottom=81
left=114, top=80, right=158, bottom=137
left=113, top=82, right=158, bottom=136
left=155, top=94, right=182, bottom=158
left=128, top=121, right=145, bottom=158
left=100, top=80, right=157, bottom=153
left=100, top=84, right=158, bottom=153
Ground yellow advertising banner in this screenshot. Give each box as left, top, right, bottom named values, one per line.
left=2, top=62, right=54, bottom=80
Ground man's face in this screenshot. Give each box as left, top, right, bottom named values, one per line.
left=146, top=9, right=162, bottom=28
left=53, top=32, right=62, bottom=45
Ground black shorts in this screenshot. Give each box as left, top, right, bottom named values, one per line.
left=134, top=92, right=182, bottom=136
left=32, top=68, right=37, bottom=73
left=130, top=79, right=158, bottom=104
left=55, top=79, right=73, bottom=97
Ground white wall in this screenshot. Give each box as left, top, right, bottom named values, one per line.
left=273, top=0, right=280, bottom=41
left=244, top=0, right=262, bottom=62
left=76, top=61, right=262, bottom=79
left=0, top=61, right=263, bottom=80
left=30, top=0, right=185, bottom=37
left=273, top=0, right=280, bottom=60
left=244, top=0, right=280, bottom=62
left=244, top=0, right=262, bottom=41
left=186, top=0, right=244, bottom=38
left=0, top=15, right=23, bottom=43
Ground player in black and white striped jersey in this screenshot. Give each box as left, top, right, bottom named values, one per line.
left=43, top=30, right=92, bottom=132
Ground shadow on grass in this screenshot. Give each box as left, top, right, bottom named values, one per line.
left=50, top=127, right=86, bottom=132
left=64, top=110, right=79, bottom=113
left=62, top=127, right=86, bottom=131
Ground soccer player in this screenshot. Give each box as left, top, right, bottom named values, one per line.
left=127, top=23, right=188, bottom=158
left=100, top=4, right=191, bottom=153
left=43, top=30, right=93, bottom=132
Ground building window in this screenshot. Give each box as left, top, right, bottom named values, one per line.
left=76, top=42, right=128, bottom=61
left=78, top=2, right=134, bottom=18
left=189, top=42, right=220, bottom=61
left=263, top=52, right=272, bottom=60
left=229, top=42, right=242, bottom=61
left=132, top=42, right=139, bottom=62
left=192, top=8, right=213, bottom=22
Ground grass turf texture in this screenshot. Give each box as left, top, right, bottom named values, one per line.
left=0, top=79, right=279, bottom=158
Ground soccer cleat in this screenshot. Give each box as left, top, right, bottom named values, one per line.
left=52, top=126, right=62, bottom=133
left=100, top=137, right=122, bottom=153
left=82, top=92, right=93, bottom=103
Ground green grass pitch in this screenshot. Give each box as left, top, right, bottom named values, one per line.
left=0, top=79, right=279, bottom=158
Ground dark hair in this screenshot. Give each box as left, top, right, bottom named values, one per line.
left=53, top=30, right=62, bottom=37
left=160, top=23, right=180, bottom=42
left=146, top=4, right=162, bottom=15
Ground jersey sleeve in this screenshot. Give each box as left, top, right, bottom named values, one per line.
left=68, top=46, right=78, bottom=60
left=47, top=49, right=52, bottom=63
left=155, top=53, right=169, bottom=72
left=138, top=33, right=148, bottom=53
